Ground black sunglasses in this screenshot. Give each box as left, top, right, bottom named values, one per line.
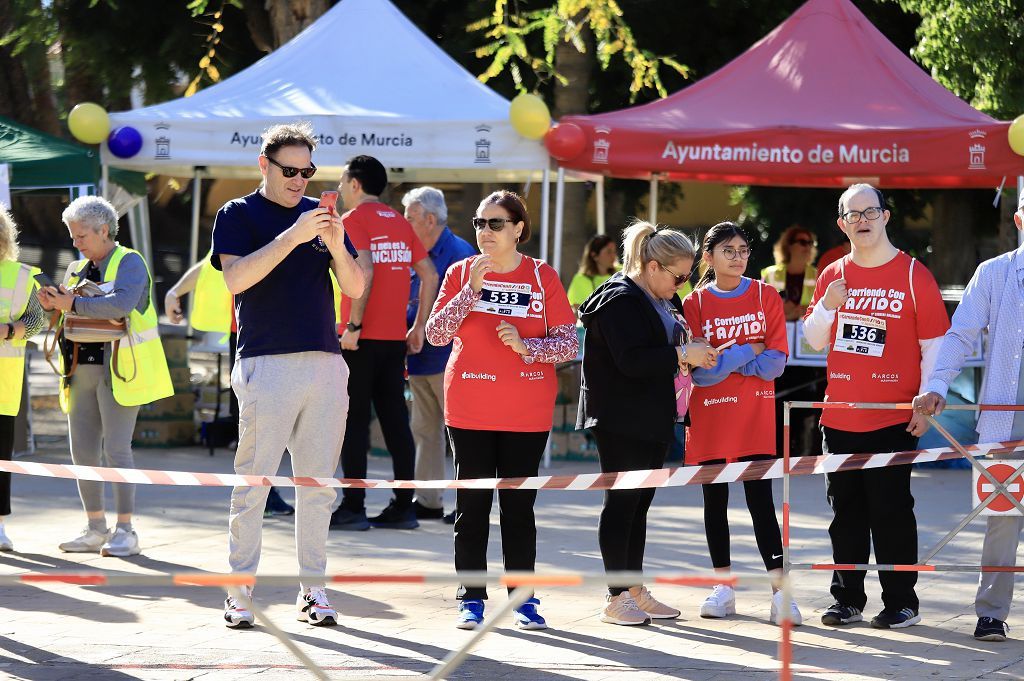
left=791, top=238, right=815, bottom=247
left=659, top=262, right=691, bottom=286
left=472, top=217, right=514, bottom=232
left=264, top=155, right=317, bottom=179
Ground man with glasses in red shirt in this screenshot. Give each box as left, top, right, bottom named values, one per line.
left=803, top=183, right=949, bottom=631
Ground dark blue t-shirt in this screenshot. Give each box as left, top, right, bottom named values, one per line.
left=406, top=227, right=477, bottom=376
left=211, top=191, right=357, bottom=359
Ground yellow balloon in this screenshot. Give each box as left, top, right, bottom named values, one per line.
left=1009, top=115, right=1024, bottom=156
left=509, top=93, right=551, bottom=140
left=68, top=102, right=110, bottom=145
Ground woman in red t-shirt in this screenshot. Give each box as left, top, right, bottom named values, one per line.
left=425, top=191, right=577, bottom=632
left=682, top=221, right=801, bottom=626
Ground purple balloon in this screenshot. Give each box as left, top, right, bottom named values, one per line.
left=107, top=126, right=143, bottom=158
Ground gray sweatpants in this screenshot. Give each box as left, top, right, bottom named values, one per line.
left=976, top=449, right=1024, bottom=621
left=410, top=372, right=447, bottom=510
left=228, top=351, right=349, bottom=589
left=68, top=364, right=140, bottom=516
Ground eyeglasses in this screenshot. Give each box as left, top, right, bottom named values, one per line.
left=717, top=246, right=752, bottom=260
left=472, top=217, right=514, bottom=232
left=790, top=238, right=815, bottom=247
left=264, top=155, right=317, bottom=179
left=840, top=206, right=884, bottom=224
left=659, top=262, right=691, bottom=286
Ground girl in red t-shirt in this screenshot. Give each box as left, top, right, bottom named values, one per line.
left=425, top=191, right=577, bottom=632
left=682, top=221, right=801, bottom=626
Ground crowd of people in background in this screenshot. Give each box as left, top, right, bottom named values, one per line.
left=2, top=121, right=1022, bottom=644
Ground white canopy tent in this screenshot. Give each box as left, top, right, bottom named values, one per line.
left=99, top=0, right=601, bottom=271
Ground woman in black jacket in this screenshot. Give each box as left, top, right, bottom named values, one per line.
left=578, top=220, right=716, bottom=626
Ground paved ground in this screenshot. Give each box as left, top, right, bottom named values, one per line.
left=1, top=446, right=1023, bottom=680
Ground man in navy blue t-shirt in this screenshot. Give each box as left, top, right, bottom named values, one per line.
left=211, top=122, right=363, bottom=630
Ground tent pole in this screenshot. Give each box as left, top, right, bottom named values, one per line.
left=101, top=164, right=109, bottom=199
left=540, top=167, right=551, bottom=263
left=596, top=175, right=606, bottom=236
left=648, top=174, right=659, bottom=224
left=188, top=169, right=203, bottom=333
left=554, top=167, right=565, bottom=273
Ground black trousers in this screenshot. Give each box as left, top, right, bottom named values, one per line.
left=339, top=340, right=416, bottom=509
left=448, top=426, right=548, bottom=600
left=0, top=414, right=12, bottom=516
left=592, top=427, right=669, bottom=595
left=701, top=455, right=783, bottom=572
left=823, top=423, right=919, bottom=612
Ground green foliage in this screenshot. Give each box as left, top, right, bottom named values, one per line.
left=888, top=0, right=1024, bottom=119
left=470, top=0, right=690, bottom=99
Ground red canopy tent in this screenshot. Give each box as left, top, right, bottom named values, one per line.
left=550, top=0, right=1022, bottom=189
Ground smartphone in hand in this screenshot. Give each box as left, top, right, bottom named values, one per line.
left=319, top=190, right=339, bottom=216
left=33, top=272, right=59, bottom=292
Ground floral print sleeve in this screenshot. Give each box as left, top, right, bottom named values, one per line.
left=521, top=323, right=579, bottom=364
left=425, top=282, right=480, bottom=347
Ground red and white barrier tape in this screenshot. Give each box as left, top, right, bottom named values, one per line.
left=2, top=440, right=1021, bottom=490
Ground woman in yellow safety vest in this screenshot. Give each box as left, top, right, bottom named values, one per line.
left=0, top=207, right=45, bottom=552
left=760, top=225, right=818, bottom=320
left=37, top=196, right=172, bottom=558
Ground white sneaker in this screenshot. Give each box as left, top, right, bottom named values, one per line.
left=297, top=587, right=337, bottom=626
left=700, top=584, right=736, bottom=619
left=59, top=528, right=110, bottom=553
left=224, top=587, right=255, bottom=629
left=0, top=525, right=12, bottom=552
left=101, top=528, right=141, bottom=557
left=770, top=590, right=803, bottom=626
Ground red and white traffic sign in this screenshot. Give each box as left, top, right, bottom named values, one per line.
left=972, top=460, right=1024, bottom=516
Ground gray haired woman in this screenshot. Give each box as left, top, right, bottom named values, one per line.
left=37, top=196, right=172, bottom=557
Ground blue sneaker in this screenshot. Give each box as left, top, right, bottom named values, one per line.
left=513, top=597, right=548, bottom=630
left=456, top=599, right=485, bottom=630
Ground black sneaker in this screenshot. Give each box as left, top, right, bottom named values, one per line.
left=871, top=607, right=920, bottom=629
left=369, top=500, right=419, bottom=529
left=413, top=501, right=444, bottom=520
left=443, top=510, right=456, bottom=525
left=329, top=507, right=370, bottom=531
left=821, top=603, right=863, bottom=626
left=264, top=488, right=295, bottom=517
left=974, top=616, right=1009, bottom=642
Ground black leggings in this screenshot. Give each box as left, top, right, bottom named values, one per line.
left=448, top=426, right=548, bottom=600
left=0, top=414, right=12, bottom=516
left=592, top=427, right=669, bottom=596
left=339, top=340, right=417, bottom=509
left=701, top=456, right=783, bottom=572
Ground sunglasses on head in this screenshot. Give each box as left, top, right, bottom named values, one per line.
left=264, top=155, right=317, bottom=179
left=472, top=217, right=514, bottom=232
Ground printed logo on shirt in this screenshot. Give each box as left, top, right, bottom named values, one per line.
left=702, top=311, right=766, bottom=341
left=703, top=396, right=739, bottom=407
left=871, top=372, right=900, bottom=383
left=377, top=209, right=398, bottom=219
left=829, top=372, right=851, bottom=381
left=755, top=388, right=775, bottom=398
left=843, top=287, right=906, bottom=317
left=369, top=238, right=413, bottom=265
left=520, top=370, right=545, bottom=381
left=461, top=371, right=497, bottom=382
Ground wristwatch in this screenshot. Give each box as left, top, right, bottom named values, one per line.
left=3, top=323, right=14, bottom=341
left=345, top=321, right=362, bottom=332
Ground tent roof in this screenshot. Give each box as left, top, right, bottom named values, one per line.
left=556, top=0, right=1022, bottom=188
left=0, top=115, right=99, bottom=190
left=101, top=0, right=548, bottom=181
